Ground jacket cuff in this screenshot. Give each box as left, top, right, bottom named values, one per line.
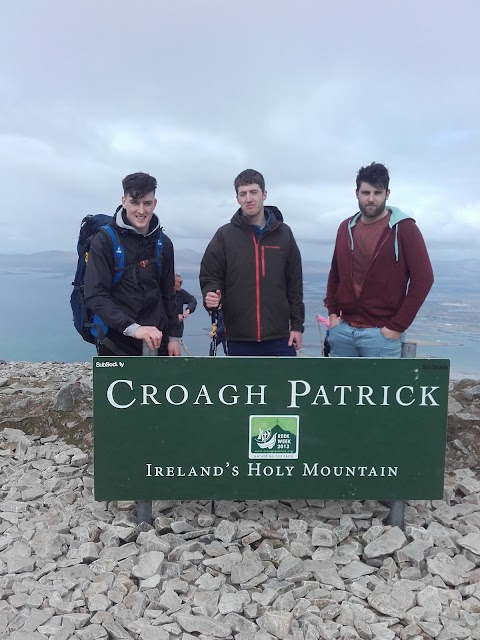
left=123, top=322, right=140, bottom=337
left=290, top=323, right=304, bottom=333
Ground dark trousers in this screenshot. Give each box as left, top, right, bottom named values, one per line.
left=227, top=337, right=296, bottom=357
left=97, top=330, right=168, bottom=356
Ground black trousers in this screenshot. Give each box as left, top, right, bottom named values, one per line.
left=96, top=329, right=168, bottom=356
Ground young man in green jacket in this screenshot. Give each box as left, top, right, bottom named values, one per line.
left=200, top=169, right=304, bottom=356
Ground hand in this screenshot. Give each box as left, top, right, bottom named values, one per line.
left=288, top=330, right=303, bottom=350
left=178, top=314, right=184, bottom=323
left=380, top=326, right=402, bottom=340
left=168, top=340, right=181, bottom=357
left=134, top=326, right=163, bottom=350
left=328, top=314, right=341, bottom=329
left=183, top=309, right=190, bottom=319
left=205, top=290, right=222, bottom=309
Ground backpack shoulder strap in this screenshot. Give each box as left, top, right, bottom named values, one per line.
left=155, top=229, right=163, bottom=276
left=100, top=225, right=125, bottom=286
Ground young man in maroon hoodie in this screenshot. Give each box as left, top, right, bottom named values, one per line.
left=325, top=162, right=434, bottom=358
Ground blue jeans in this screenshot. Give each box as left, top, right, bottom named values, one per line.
left=227, top=338, right=296, bottom=357
left=328, top=321, right=403, bottom=358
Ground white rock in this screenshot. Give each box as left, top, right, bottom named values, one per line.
left=263, top=610, right=293, bottom=639
left=132, top=551, right=164, bottom=579
left=457, top=532, right=480, bottom=555
left=416, top=585, right=443, bottom=613
left=312, top=527, right=337, bottom=547
left=176, top=613, right=231, bottom=638
left=427, top=553, right=467, bottom=586
left=363, top=527, right=407, bottom=559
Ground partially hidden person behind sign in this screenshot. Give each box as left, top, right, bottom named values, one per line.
left=84, top=172, right=181, bottom=356
left=174, top=272, right=197, bottom=338
left=200, top=168, right=304, bottom=356
left=324, top=162, right=434, bottom=358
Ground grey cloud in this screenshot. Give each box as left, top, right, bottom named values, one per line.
left=0, top=0, right=479, bottom=259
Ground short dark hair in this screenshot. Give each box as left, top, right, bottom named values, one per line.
left=356, top=163, right=390, bottom=191
left=234, top=169, right=265, bottom=194
left=122, top=172, right=157, bottom=199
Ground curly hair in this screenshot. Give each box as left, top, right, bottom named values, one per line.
left=356, top=163, right=390, bottom=191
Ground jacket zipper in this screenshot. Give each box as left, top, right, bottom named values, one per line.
left=251, top=231, right=261, bottom=341
left=251, top=230, right=278, bottom=342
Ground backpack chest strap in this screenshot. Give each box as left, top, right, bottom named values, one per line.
left=101, top=226, right=164, bottom=287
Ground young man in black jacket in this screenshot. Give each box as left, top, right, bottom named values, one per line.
left=200, top=169, right=304, bottom=356
left=84, top=172, right=181, bottom=356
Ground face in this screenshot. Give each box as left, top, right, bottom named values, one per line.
left=236, top=183, right=267, bottom=219
left=122, top=191, right=157, bottom=234
left=356, top=182, right=390, bottom=221
left=174, top=276, right=183, bottom=292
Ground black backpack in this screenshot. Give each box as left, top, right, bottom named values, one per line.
left=70, top=213, right=163, bottom=346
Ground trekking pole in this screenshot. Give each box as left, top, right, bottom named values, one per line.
left=209, top=309, right=218, bottom=357
left=316, top=314, right=331, bottom=357
left=316, top=317, right=325, bottom=356
left=316, top=316, right=324, bottom=342
left=389, top=340, right=417, bottom=530
left=208, top=309, right=219, bottom=514
left=179, top=339, right=191, bottom=356
left=136, top=340, right=157, bottom=526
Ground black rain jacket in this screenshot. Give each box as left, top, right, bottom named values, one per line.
left=175, top=288, right=197, bottom=337
left=84, top=208, right=180, bottom=349
left=199, top=207, right=304, bottom=342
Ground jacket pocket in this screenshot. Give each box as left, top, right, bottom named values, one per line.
left=261, top=245, right=281, bottom=277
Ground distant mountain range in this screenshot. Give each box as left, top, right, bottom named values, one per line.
left=0, top=249, right=331, bottom=276
left=0, top=251, right=479, bottom=284
left=0, top=250, right=202, bottom=275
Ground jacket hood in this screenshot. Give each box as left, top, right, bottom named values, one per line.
left=230, top=205, right=284, bottom=227
left=348, top=206, right=413, bottom=262
left=114, top=205, right=161, bottom=236
left=349, top=206, right=413, bottom=229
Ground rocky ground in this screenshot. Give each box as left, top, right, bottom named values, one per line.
left=0, top=361, right=480, bottom=640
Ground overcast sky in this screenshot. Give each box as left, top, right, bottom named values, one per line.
left=1, top=0, right=478, bottom=261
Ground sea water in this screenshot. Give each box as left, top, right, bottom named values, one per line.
left=0, top=272, right=478, bottom=380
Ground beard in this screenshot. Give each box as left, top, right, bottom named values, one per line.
left=359, top=198, right=388, bottom=220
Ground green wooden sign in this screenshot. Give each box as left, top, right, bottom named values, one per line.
left=93, top=357, right=449, bottom=501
